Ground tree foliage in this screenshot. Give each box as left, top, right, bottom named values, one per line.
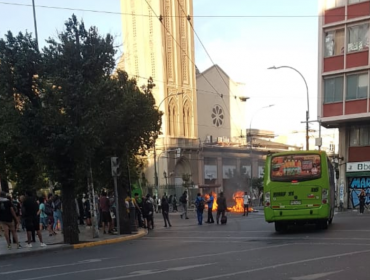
left=0, top=15, right=162, bottom=243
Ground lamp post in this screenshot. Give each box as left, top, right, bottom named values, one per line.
left=154, top=92, right=183, bottom=194
left=268, top=65, right=310, bottom=150
left=248, top=104, right=274, bottom=194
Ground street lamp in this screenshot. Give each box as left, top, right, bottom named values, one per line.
left=268, top=65, right=310, bottom=150
left=248, top=104, right=274, bottom=195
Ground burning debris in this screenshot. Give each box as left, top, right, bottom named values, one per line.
left=227, top=191, right=254, bottom=213
left=204, top=192, right=218, bottom=210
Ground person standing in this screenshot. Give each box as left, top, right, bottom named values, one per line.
left=0, top=192, right=21, bottom=249
left=153, top=195, right=158, bottom=213
left=38, top=197, right=48, bottom=231
left=180, top=191, right=189, bottom=219
left=99, top=192, right=111, bottom=234
left=77, top=194, right=85, bottom=225
left=195, top=193, right=205, bottom=225
left=22, top=191, right=46, bottom=248
left=205, top=192, right=215, bottom=223
left=243, top=191, right=251, bottom=216
left=359, top=189, right=366, bottom=214
left=161, top=197, right=171, bottom=227
left=172, top=194, right=178, bottom=212
left=216, top=192, right=227, bottom=225
left=143, top=194, right=154, bottom=230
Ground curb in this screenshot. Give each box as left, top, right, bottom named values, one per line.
left=0, top=230, right=147, bottom=260
left=73, top=229, right=147, bottom=249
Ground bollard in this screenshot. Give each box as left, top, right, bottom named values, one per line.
left=129, top=201, right=138, bottom=232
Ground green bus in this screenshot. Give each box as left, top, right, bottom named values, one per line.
left=264, top=150, right=335, bottom=232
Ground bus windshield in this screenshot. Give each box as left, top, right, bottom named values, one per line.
left=271, top=154, right=321, bottom=182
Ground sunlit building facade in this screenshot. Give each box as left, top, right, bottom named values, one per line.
left=319, top=0, right=370, bottom=209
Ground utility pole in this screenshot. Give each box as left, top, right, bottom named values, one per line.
left=32, top=0, right=39, bottom=51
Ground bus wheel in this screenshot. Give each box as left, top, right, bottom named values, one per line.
left=275, top=222, right=286, bottom=233
left=317, top=220, right=328, bottom=230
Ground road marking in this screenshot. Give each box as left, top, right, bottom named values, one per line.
left=142, top=236, right=370, bottom=241
left=193, top=249, right=370, bottom=280
left=0, top=258, right=106, bottom=275
left=291, top=270, right=343, bottom=280
left=101, top=263, right=216, bottom=280
left=17, top=244, right=289, bottom=280
left=0, top=264, right=12, bottom=268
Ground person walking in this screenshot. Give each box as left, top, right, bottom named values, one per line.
left=359, top=189, right=366, bottom=214
left=195, top=193, right=205, bottom=225
left=0, top=191, right=21, bottom=249
left=205, top=192, right=215, bottom=223
left=216, top=192, right=227, bottom=225
left=180, top=191, right=189, bottom=219
left=161, top=197, right=171, bottom=227
left=243, top=191, right=251, bottom=216
left=22, top=191, right=46, bottom=248
left=52, top=195, right=63, bottom=232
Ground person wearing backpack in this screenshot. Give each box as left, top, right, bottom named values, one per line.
left=143, top=194, right=154, bottom=230
left=179, top=191, right=189, bottom=219
left=195, top=193, right=205, bottom=225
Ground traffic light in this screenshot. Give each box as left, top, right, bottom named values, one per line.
left=111, top=157, right=121, bottom=177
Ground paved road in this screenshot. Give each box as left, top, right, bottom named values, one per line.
left=1, top=209, right=369, bottom=280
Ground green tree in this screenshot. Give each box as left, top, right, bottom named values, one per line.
left=0, top=15, right=162, bottom=243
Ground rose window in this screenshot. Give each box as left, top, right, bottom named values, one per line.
left=211, top=105, right=224, bottom=127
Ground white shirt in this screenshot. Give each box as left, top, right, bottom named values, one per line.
left=243, top=194, right=250, bottom=204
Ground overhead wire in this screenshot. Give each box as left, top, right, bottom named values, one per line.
left=177, top=0, right=246, bottom=137
left=0, top=2, right=326, bottom=18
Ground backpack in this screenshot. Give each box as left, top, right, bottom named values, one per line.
left=196, top=199, right=205, bottom=211
left=44, top=201, right=53, bottom=216
left=179, top=195, right=186, bottom=203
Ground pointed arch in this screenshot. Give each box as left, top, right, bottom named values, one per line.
left=168, top=99, right=176, bottom=136
left=183, top=100, right=190, bottom=137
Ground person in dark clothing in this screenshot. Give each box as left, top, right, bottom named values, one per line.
left=172, top=194, right=178, bottom=212
left=77, top=195, right=85, bottom=225
left=216, top=192, right=227, bottom=225
left=161, top=197, right=171, bottom=227
left=143, top=194, right=154, bottom=230
left=22, top=191, right=46, bottom=247
left=0, top=192, right=21, bottom=249
left=195, top=193, right=205, bottom=225
left=359, top=189, right=366, bottom=214
left=205, top=192, right=215, bottom=223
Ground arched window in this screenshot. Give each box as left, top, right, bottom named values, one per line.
left=168, top=99, right=176, bottom=136
left=183, top=101, right=190, bottom=137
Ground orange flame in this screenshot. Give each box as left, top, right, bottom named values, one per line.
left=227, top=191, right=253, bottom=213
left=204, top=192, right=218, bottom=211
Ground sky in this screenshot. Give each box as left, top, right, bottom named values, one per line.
left=0, top=0, right=324, bottom=137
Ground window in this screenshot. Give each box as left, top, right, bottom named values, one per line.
left=211, top=105, right=224, bottom=127
left=349, top=0, right=368, bottom=4
left=347, top=23, right=369, bottom=53
left=324, top=76, right=343, bottom=103
left=346, top=73, right=368, bottom=100
left=325, top=29, right=344, bottom=57
left=325, top=0, right=346, bottom=9
left=271, top=154, right=321, bottom=182
left=350, top=126, right=370, bottom=146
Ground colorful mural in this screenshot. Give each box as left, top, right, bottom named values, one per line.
left=349, top=177, right=370, bottom=208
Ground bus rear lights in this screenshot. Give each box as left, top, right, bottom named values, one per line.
left=322, top=199, right=327, bottom=204
left=291, top=180, right=299, bottom=184
left=307, top=194, right=315, bottom=198
left=265, top=202, right=270, bottom=207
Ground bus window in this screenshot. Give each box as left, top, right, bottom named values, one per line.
left=271, top=154, right=321, bottom=182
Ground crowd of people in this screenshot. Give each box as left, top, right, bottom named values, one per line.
left=0, top=190, right=65, bottom=250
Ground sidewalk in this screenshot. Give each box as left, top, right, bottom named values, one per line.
left=0, top=225, right=147, bottom=260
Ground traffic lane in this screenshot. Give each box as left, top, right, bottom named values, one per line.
left=2, top=241, right=370, bottom=280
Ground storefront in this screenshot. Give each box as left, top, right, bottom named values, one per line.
left=346, top=161, right=370, bottom=209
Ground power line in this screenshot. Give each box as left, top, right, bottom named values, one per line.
left=0, top=2, right=325, bottom=18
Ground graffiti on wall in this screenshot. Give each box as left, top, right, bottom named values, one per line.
left=349, top=177, right=370, bottom=208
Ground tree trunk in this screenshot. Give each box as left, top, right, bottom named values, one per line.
left=118, top=178, right=131, bottom=234
left=61, top=184, right=79, bottom=244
